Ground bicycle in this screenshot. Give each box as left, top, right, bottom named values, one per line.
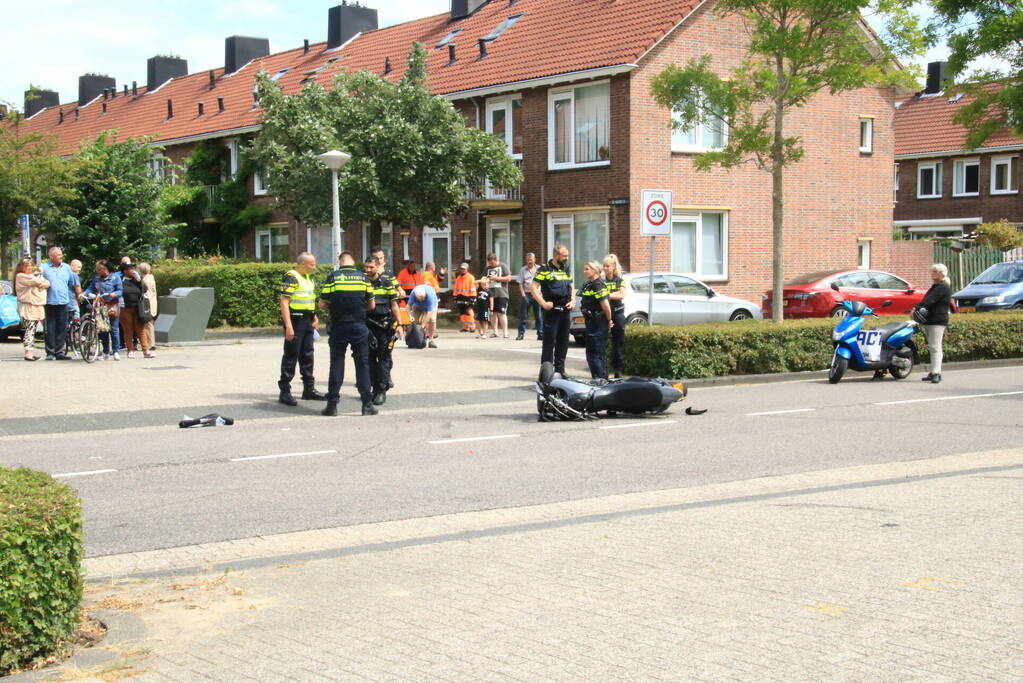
left=69, top=295, right=101, bottom=363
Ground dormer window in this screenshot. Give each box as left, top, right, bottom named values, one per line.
left=436, top=29, right=462, bottom=49
left=481, top=14, right=524, bottom=42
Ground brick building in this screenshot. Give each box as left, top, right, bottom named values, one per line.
left=15, top=0, right=918, bottom=302
left=894, top=68, right=1023, bottom=241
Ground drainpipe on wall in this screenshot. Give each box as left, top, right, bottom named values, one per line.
left=540, top=185, right=546, bottom=260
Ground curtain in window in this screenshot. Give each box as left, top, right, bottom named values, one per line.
left=309, top=225, right=333, bottom=267
left=491, top=107, right=507, bottom=147
left=490, top=220, right=522, bottom=271
left=554, top=99, right=571, bottom=165
left=701, top=214, right=723, bottom=276
left=572, top=213, right=608, bottom=285
left=574, top=84, right=610, bottom=163
left=671, top=220, right=697, bottom=273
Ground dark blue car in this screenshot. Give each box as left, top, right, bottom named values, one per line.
left=953, top=261, right=1023, bottom=312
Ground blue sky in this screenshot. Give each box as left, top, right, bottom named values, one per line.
left=0, top=1, right=967, bottom=112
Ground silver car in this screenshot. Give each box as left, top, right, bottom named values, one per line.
left=570, top=272, right=762, bottom=344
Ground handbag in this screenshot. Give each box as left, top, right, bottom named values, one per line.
left=404, top=322, right=427, bottom=349
left=137, top=293, right=153, bottom=324
left=0, top=295, right=18, bottom=328
left=911, top=306, right=929, bottom=325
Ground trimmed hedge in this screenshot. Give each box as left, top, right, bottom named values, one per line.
left=0, top=468, right=84, bottom=675
left=152, top=261, right=336, bottom=328
left=623, top=312, right=1023, bottom=379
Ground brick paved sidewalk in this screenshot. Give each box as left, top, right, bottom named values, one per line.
left=36, top=448, right=1023, bottom=681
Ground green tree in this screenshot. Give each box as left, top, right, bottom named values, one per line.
left=0, top=109, right=74, bottom=278
left=975, top=218, right=1023, bottom=250
left=650, top=1, right=926, bottom=321
left=249, top=42, right=522, bottom=235
left=929, top=0, right=1023, bottom=148
left=52, top=132, right=175, bottom=266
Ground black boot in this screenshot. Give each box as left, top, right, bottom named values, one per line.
left=372, top=391, right=387, bottom=405
left=921, top=373, right=933, bottom=382
left=278, top=387, right=298, bottom=407
left=302, top=383, right=327, bottom=401
left=930, top=373, right=942, bottom=384
left=321, top=401, right=338, bottom=416
left=362, top=402, right=378, bottom=416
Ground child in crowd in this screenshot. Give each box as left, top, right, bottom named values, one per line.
left=474, top=277, right=492, bottom=339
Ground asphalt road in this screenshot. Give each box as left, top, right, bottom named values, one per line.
left=1, top=338, right=1021, bottom=558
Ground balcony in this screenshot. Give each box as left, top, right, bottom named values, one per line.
left=466, top=158, right=524, bottom=210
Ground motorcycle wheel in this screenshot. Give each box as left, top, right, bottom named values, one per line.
left=889, top=350, right=914, bottom=380
left=828, top=353, right=848, bottom=384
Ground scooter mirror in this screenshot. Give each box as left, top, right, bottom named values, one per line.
left=830, top=281, right=840, bottom=292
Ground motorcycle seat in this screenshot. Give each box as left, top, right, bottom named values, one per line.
left=876, top=321, right=913, bottom=343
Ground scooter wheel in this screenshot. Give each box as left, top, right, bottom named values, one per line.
left=889, top=351, right=914, bottom=380
left=828, top=354, right=848, bottom=384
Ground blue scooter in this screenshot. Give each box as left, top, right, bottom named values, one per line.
left=827, top=282, right=919, bottom=384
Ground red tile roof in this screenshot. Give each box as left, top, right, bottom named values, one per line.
left=17, top=0, right=701, bottom=156
left=895, top=83, right=1023, bottom=156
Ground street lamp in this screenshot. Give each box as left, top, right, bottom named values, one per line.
left=317, top=149, right=352, bottom=263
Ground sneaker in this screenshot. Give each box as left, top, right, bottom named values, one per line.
left=490, top=333, right=498, bottom=338
left=516, top=334, right=524, bottom=340
left=126, top=352, right=135, bottom=359
left=930, top=373, right=942, bottom=384
left=143, top=352, right=155, bottom=359
left=45, top=354, right=55, bottom=361
left=427, top=340, right=437, bottom=348
left=101, top=354, right=109, bottom=361
left=112, top=353, right=121, bottom=361
left=503, top=333, right=509, bottom=338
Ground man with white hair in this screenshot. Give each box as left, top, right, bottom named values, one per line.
left=408, top=282, right=439, bottom=348
left=278, top=252, right=325, bottom=406
left=40, top=247, right=79, bottom=360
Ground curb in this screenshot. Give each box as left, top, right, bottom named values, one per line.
left=682, top=357, right=1023, bottom=387
left=4, top=610, right=147, bottom=681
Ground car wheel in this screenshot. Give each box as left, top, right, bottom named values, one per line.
left=1013, top=302, right=1023, bottom=310
left=829, top=306, right=849, bottom=318
left=729, top=309, right=753, bottom=321
left=828, top=353, right=848, bottom=384
left=625, top=313, right=648, bottom=326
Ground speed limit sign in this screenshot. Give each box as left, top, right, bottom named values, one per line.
left=641, top=189, right=673, bottom=236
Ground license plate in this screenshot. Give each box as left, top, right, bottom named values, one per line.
left=574, top=317, right=585, bottom=324
left=958, top=306, right=975, bottom=313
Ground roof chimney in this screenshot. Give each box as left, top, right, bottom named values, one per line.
left=924, top=61, right=949, bottom=95
left=147, top=56, right=188, bottom=92
left=448, top=44, right=457, bottom=65
left=123, top=84, right=129, bottom=96
left=132, top=81, right=138, bottom=97
left=304, top=39, right=310, bottom=55
left=209, top=71, right=216, bottom=90
left=167, top=99, right=173, bottom=119
left=217, top=97, right=225, bottom=113
left=24, top=89, right=60, bottom=117
left=78, top=74, right=115, bottom=106
left=327, top=3, right=379, bottom=49
left=478, top=38, right=488, bottom=59
left=384, top=56, right=391, bottom=74
left=198, top=101, right=204, bottom=116
left=451, top=0, right=489, bottom=20
left=58, top=108, right=64, bottom=124
left=224, top=36, right=270, bottom=75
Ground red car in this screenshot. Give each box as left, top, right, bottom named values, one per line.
left=762, top=269, right=926, bottom=319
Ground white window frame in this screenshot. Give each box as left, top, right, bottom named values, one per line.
left=894, top=163, right=899, bottom=203
left=547, top=80, right=611, bottom=170
left=669, top=211, right=729, bottom=282
left=226, top=139, right=240, bottom=180
left=546, top=211, right=609, bottom=285
left=917, top=161, right=943, bottom=199
left=991, top=155, right=1018, bottom=195
left=486, top=218, right=523, bottom=274
left=255, top=226, right=288, bottom=263
left=402, top=234, right=410, bottom=261
left=253, top=169, right=268, bottom=196
left=463, top=232, right=471, bottom=260
left=361, top=222, right=394, bottom=266
left=857, top=239, right=871, bottom=270
left=485, top=94, right=523, bottom=160
left=147, top=154, right=166, bottom=181
left=671, top=105, right=728, bottom=153
left=953, top=158, right=980, bottom=197
left=859, top=117, right=873, bottom=153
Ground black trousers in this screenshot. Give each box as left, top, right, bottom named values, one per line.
left=608, top=309, right=626, bottom=373
left=541, top=307, right=571, bottom=375
left=584, top=315, right=609, bottom=380
left=44, top=304, right=69, bottom=357
left=326, top=322, right=372, bottom=404
left=279, top=314, right=316, bottom=390
left=367, top=319, right=394, bottom=393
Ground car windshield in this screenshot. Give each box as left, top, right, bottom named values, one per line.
left=786, top=270, right=845, bottom=285
left=972, top=263, right=1023, bottom=285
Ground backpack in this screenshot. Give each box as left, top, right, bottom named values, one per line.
left=404, top=322, right=427, bottom=349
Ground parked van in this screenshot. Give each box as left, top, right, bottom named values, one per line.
left=952, top=260, right=1023, bottom=312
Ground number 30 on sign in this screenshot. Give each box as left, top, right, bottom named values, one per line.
left=641, top=189, right=673, bottom=237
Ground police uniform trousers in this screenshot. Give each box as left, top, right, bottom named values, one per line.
left=326, top=322, right=373, bottom=403
left=367, top=317, right=394, bottom=393
left=607, top=308, right=626, bottom=374
left=541, top=305, right=572, bottom=375
left=279, top=313, right=315, bottom=391
left=584, top=313, right=609, bottom=380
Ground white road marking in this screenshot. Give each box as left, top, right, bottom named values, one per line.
left=429, top=434, right=520, bottom=445
left=745, top=408, right=817, bottom=416
left=874, top=391, right=1023, bottom=406
left=230, top=450, right=337, bottom=462
left=53, top=469, right=117, bottom=478
left=599, top=420, right=678, bottom=430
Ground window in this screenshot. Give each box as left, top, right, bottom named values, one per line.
left=307, top=225, right=335, bottom=266
left=256, top=226, right=289, bottom=263
left=362, top=222, right=393, bottom=267
left=666, top=275, right=709, bottom=296
left=481, top=14, right=524, bottom=42
left=486, top=95, right=523, bottom=158
left=991, top=155, right=1017, bottom=194
left=894, top=164, right=899, bottom=203
left=859, top=117, right=873, bottom=153
left=548, top=81, right=610, bottom=169
left=671, top=106, right=727, bottom=152
left=872, top=272, right=909, bottom=290
left=917, top=161, right=942, bottom=198
left=547, top=211, right=608, bottom=286
left=670, top=212, right=727, bottom=280
left=631, top=276, right=672, bottom=294
left=463, top=232, right=471, bottom=261
left=487, top=219, right=522, bottom=272
left=953, top=158, right=980, bottom=196
left=857, top=239, right=871, bottom=270
left=226, top=140, right=240, bottom=180
left=435, top=28, right=461, bottom=49
left=147, top=154, right=165, bottom=181
left=254, top=169, right=268, bottom=196
left=402, top=234, right=410, bottom=261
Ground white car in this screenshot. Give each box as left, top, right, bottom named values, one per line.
left=570, top=272, right=762, bottom=344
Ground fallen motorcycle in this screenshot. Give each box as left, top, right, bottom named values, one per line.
left=535, top=362, right=690, bottom=421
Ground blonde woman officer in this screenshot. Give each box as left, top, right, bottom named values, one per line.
left=602, top=254, right=626, bottom=378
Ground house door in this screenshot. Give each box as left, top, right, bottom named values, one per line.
left=422, top=226, right=451, bottom=289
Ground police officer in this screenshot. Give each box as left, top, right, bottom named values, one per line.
left=579, top=260, right=614, bottom=380
left=364, top=256, right=401, bottom=406
left=602, top=254, right=627, bottom=378
left=370, top=245, right=401, bottom=387
left=318, top=251, right=377, bottom=416
left=278, top=252, right=325, bottom=406
left=531, top=244, right=575, bottom=375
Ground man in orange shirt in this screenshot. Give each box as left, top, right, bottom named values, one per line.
left=453, top=262, right=477, bottom=332
left=423, top=262, right=441, bottom=292
left=396, top=260, right=426, bottom=305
